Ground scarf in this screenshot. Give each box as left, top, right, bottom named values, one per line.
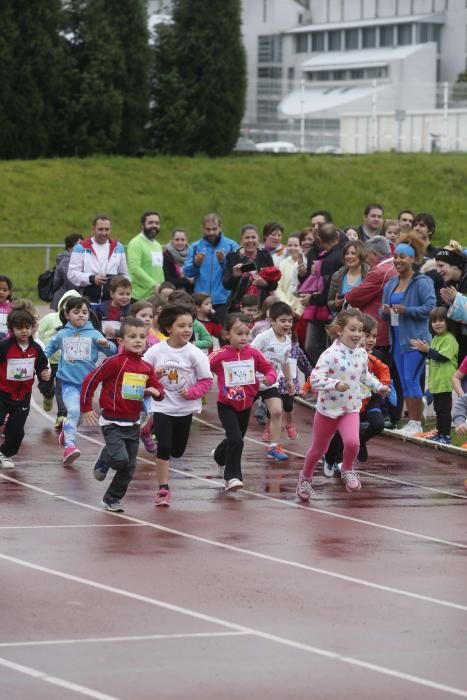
left=165, top=241, right=189, bottom=266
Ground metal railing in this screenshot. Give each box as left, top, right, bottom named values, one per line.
left=0, top=243, right=63, bottom=271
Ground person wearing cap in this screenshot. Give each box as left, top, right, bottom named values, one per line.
left=381, top=232, right=436, bottom=436
left=436, top=242, right=467, bottom=362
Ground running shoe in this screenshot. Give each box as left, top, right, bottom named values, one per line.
left=154, top=488, right=171, bottom=507
left=341, top=470, right=361, bottom=493
left=101, top=499, right=124, bottom=512
left=323, top=459, right=335, bottom=478
left=224, top=478, right=244, bottom=492
left=54, top=415, right=65, bottom=431
left=357, top=442, right=368, bottom=462
left=261, top=429, right=271, bottom=442
left=427, top=434, right=451, bottom=445
left=296, top=470, right=314, bottom=501
left=0, top=452, right=15, bottom=469
left=267, top=445, right=288, bottom=461
left=43, top=396, right=54, bottom=412
left=93, top=456, right=110, bottom=481
left=285, top=425, right=298, bottom=440
left=394, top=420, right=422, bottom=436
left=63, top=445, right=80, bottom=465
left=333, top=462, right=342, bottom=477
left=140, top=432, right=157, bottom=453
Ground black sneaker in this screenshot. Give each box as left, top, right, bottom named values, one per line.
left=101, top=499, right=124, bottom=512
left=94, top=457, right=110, bottom=481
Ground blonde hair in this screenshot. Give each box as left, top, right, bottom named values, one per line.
left=327, top=309, right=363, bottom=339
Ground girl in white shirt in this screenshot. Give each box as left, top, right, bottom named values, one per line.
left=296, top=309, right=388, bottom=500
left=143, top=303, right=212, bottom=506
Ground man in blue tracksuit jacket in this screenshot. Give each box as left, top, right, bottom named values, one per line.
left=183, top=213, right=239, bottom=323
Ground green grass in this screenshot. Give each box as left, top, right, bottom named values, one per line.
left=1, top=152, right=467, bottom=299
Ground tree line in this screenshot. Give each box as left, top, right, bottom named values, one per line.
left=0, top=0, right=246, bottom=159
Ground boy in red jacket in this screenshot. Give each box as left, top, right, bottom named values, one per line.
left=81, top=317, right=164, bottom=512
left=0, top=306, right=51, bottom=469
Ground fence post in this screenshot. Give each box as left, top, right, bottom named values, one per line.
left=300, top=79, right=305, bottom=153
left=371, top=79, right=377, bottom=152
left=442, top=81, right=449, bottom=153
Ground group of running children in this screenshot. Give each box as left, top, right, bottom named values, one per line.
left=0, top=271, right=466, bottom=511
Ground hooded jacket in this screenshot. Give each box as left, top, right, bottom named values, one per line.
left=38, top=290, right=82, bottom=364
left=67, top=237, right=129, bottom=303
left=183, top=233, right=239, bottom=305
left=44, top=320, right=116, bottom=385
left=381, top=273, right=436, bottom=354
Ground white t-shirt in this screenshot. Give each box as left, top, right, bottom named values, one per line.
left=251, top=327, right=291, bottom=389
left=92, top=239, right=110, bottom=270
left=143, top=341, right=212, bottom=416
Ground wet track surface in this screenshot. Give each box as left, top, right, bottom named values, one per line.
left=0, top=389, right=466, bottom=700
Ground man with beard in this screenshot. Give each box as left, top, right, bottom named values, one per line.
left=67, top=215, right=129, bottom=304
left=127, top=211, right=164, bottom=301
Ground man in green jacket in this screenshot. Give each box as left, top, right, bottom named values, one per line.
left=127, top=212, right=164, bottom=301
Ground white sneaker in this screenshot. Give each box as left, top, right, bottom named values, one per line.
left=225, top=478, right=244, bottom=492
left=0, top=452, right=15, bottom=469
left=396, top=420, right=423, bottom=436
left=341, top=470, right=361, bottom=493
left=323, top=459, right=335, bottom=478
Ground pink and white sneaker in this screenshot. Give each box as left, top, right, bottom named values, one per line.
left=140, top=432, right=157, bottom=453
left=58, top=425, right=65, bottom=447
left=63, top=445, right=80, bottom=465
left=154, top=488, right=171, bottom=507
left=296, top=470, right=314, bottom=501
left=341, top=470, right=361, bottom=493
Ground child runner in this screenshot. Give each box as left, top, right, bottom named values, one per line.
left=80, top=318, right=164, bottom=512
left=239, top=294, right=260, bottom=323
left=143, top=303, right=213, bottom=506
left=92, top=275, right=132, bottom=338
left=45, top=296, right=116, bottom=465
left=168, top=290, right=213, bottom=353
left=209, top=313, right=276, bottom=491
left=411, top=306, right=459, bottom=444
left=37, top=290, right=81, bottom=428
left=251, top=301, right=295, bottom=461
left=0, top=305, right=50, bottom=468
left=296, top=309, right=389, bottom=500
left=0, top=275, right=14, bottom=340
left=194, top=292, right=223, bottom=352
left=323, top=314, right=390, bottom=474
left=251, top=294, right=277, bottom=425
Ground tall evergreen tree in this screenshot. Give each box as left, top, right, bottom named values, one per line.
left=104, top=0, right=150, bottom=154
left=149, top=0, right=246, bottom=156
left=59, top=0, right=124, bottom=156
left=0, top=0, right=64, bottom=159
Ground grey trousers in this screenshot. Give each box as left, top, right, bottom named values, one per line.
left=100, top=422, right=140, bottom=503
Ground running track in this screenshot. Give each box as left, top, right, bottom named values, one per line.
left=0, top=388, right=466, bottom=700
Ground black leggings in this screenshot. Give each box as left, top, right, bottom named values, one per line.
left=325, top=399, right=385, bottom=465
left=214, top=403, right=251, bottom=481
left=433, top=392, right=452, bottom=436
left=152, top=413, right=193, bottom=460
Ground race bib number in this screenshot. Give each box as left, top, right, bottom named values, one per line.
left=7, top=357, right=35, bottom=381
left=121, top=372, right=147, bottom=401
left=151, top=251, right=163, bottom=268
left=288, top=358, right=297, bottom=380
left=63, top=336, right=92, bottom=362
left=223, top=360, right=256, bottom=387
left=0, top=313, right=7, bottom=335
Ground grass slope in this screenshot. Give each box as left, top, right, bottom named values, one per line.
left=0, top=152, right=466, bottom=297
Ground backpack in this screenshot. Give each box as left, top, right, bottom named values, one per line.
left=37, top=268, right=55, bottom=302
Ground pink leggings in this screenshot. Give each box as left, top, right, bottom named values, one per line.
left=303, top=411, right=360, bottom=478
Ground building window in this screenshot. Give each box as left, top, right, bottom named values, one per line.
left=328, top=30, right=342, bottom=51
left=416, top=23, right=441, bottom=48
left=380, top=25, right=395, bottom=47
left=258, top=35, right=282, bottom=63
left=257, top=67, right=282, bottom=79
left=288, top=67, right=295, bottom=81
left=362, top=26, right=376, bottom=48
left=345, top=28, right=359, bottom=50
left=366, top=66, right=388, bottom=79
left=350, top=68, right=365, bottom=79
left=311, top=32, right=325, bottom=51
left=333, top=69, right=346, bottom=80
left=295, top=33, right=309, bottom=53
left=397, top=23, right=412, bottom=46
left=316, top=70, right=331, bottom=80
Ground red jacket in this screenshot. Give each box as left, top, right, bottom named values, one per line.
left=80, top=350, right=164, bottom=422
left=0, top=337, right=48, bottom=401
left=361, top=353, right=390, bottom=411
left=344, top=257, right=397, bottom=347
left=209, top=345, right=276, bottom=412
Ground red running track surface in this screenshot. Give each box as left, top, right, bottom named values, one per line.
left=0, top=388, right=466, bottom=700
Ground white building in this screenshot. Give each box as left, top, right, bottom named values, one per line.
left=242, top=0, right=467, bottom=151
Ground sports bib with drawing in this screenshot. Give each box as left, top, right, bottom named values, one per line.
left=151, top=251, right=163, bottom=268
left=63, top=336, right=92, bottom=362
left=121, top=372, right=147, bottom=401
left=7, top=358, right=35, bottom=381
left=0, top=313, right=7, bottom=335
left=223, top=359, right=256, bottom=387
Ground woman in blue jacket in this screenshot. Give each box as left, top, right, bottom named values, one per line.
left=381, top=233, right=436, bottom=436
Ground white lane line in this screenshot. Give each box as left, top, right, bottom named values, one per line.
left=0, top=655, right=121, bottom=700
left=195, top=415, right=467, bottom=500
left=0, top=631, right=249, bottom=648
left=1, top=553, right=466, bottom=698
left=0, top=472, right=465, bottom=612
left=0, top=524, right=144, bottom=530
left=28, top=399, right=467, bottom=549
